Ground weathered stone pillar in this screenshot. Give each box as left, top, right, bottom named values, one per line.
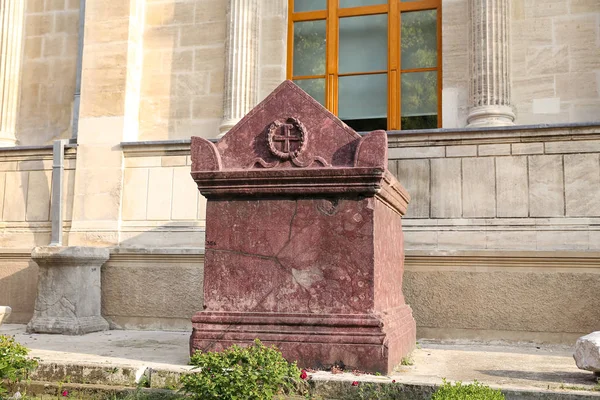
left=0, top=0, right=26, bottom=146
left=27, top=247, right=109, bottom=335
left=218, top=0, right=259, bottom=136
left=467, top=0, right=515, bottom=127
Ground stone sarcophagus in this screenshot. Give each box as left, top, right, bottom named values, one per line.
left=189, top=81, right=416, bottom=373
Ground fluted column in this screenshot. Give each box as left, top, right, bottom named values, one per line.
left=467, top=0, right=515, bottom=127
left=0, top=0, right=26, bottom=146
left=218, top=0, right=259, bottom=136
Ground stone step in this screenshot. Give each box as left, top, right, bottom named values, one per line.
left=8, top=381, right=181, bottom=399
left=15, top=360, right=600, bottom=400
left=29, top=361, right=188, bottom=390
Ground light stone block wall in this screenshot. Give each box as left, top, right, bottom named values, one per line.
left=17, top=0, right=79, bottom=146
left=441, top=0, right=469, bottom=128
left=258, top=0, right=287, bottom=102
left=101, top=249, right=203, bottom=330
left=120, top=144, right=206, bottom=247
left=389, top=125, right=600, bottom=251
left=138, top=0, right=227, bottom=141
left=0, top=146, right=76, bottom=248
left=511, top=0, right=600, bottom=125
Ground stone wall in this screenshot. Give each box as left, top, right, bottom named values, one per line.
left=510, top=0, right=600, bottom=125
left=120, top=141, right=206, bottom=247
left=138, top=0, right=227, bottom=141
left=18, top=0, right=79, bottom=146
left=0, top=145, right=76, bottom=247
left=0, top=145, right=76, bottom=324
left=389, top=124, right=600, bottom=251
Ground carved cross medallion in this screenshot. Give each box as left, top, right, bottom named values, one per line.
left=267, top=117, right=307, bottom=160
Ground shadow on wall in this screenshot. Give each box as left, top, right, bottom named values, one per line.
left=100, top=222, right=205, bottom=332
left=0, top=259, right=38, bottom=324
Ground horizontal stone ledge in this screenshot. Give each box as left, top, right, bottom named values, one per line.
left=0, top=143, right=77, bottom=158
left=405, top=249, right=600, bottom=269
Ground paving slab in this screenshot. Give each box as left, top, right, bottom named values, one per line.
left=1, top=324, right=599, bottom=397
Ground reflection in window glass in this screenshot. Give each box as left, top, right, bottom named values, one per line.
left=340, top=0, right=386, bottom=7
left=401, top=10, right=437, bottom=70
left=339, top=14, right=387, bottom=73
left=293, top=20, right=326, bottom=77
left=401, top=71, right=437, bottom=129
left=339, top=74, right=387, bottom=131
left=294, top=78, right=326, bottom=106
left=294, top=0, right=326, bottom=12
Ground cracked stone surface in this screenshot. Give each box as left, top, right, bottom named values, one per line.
left=27, top=246, right=110, bottom=335
left=189, top=80, right=416, bottom=373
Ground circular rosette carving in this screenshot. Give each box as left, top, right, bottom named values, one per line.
left=267, top=117, right=307, bottom=160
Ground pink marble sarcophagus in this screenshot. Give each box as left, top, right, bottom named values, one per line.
left=189, top=80, right=416, bottom=373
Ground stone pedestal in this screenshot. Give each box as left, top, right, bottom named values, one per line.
left=0, top=306, right=11, bottom=327
left=27, top=246, right=110, bottom=335
left=190, top=81, right=416, bottom=374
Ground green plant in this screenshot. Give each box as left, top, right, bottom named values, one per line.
left=432, top=379, right=504, bottom=400
left=180, top=339, right=308, bottom=400
left=400, top=356, right=414, bottom=366
left=0, top=335, right=38, bottom=397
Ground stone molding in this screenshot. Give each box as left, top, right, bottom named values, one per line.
left=0, top=0, right=26, bottom=146
left=405, top=250, right=600, bottom=270
left=107, top=247, right=204, bottom=264
left=388, top=124, right=600, bottom=148
left=219, top=0, right=259, bottom=136
left=467, top=0, right=515, bottom=127
left=120, top=124, right=600, bottom=156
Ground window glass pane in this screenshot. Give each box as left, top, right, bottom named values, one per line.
left=294, top=78, right=326, bottom=106
left=293, top=20, right=326, bottom=76
left=339, top=74, right=387, bottom=131
left=401, top=71, right=437, bottom=129
left=340, top=0, right=386, bottom=7
left=294, top=0, right=326, bottom=12
left=339, top=14, right=387, bottom=73
left=401, top=10, right=437, bottom=70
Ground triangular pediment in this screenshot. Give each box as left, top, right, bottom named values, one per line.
left=215, top=80, right=362, bottom=169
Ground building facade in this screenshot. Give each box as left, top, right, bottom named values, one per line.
left=0, top=0, right=599, bottom=342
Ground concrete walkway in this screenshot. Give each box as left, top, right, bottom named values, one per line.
left=1, top=324, right=599, bottom=395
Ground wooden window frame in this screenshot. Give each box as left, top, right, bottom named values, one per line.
left=287, top=0, right=442, bottom=131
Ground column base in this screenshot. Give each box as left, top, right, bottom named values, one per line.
left=26, top=316, right=109, bottom=335
left=190, top=306, right=416, bottom=374
left=217, top=118, right=241, bottom=138
left=0, top=135, right=18, bottom=147
left=467, top=105, right=515, bottom=128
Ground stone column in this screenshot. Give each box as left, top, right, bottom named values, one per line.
left=27, top=247, right=110, bottom=335
left=0, top=0, right=26, bottom=146
left=218, top=0, right=259, bottom=136
left=467, top=0, right=515, bottom=127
